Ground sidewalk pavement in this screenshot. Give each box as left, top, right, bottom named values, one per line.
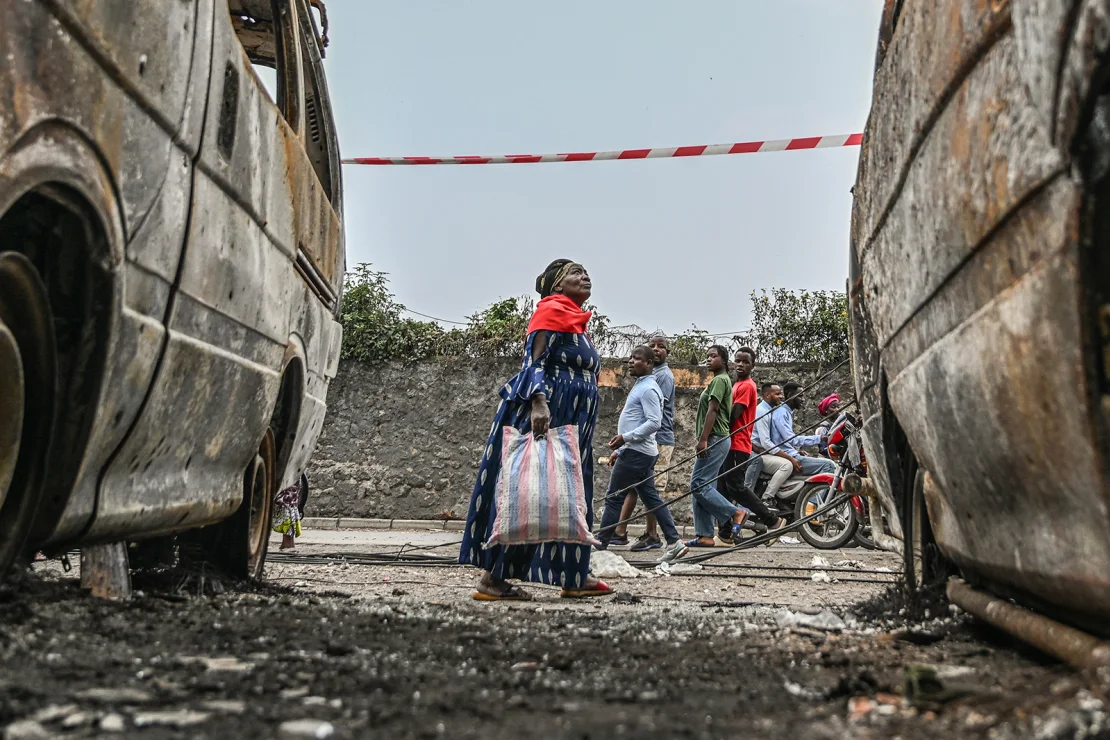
left=302, top=517, right=676, bottom=537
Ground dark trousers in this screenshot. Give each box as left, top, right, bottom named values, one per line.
left=722, top=449, right=779, bottom=527
left=597, top=449, right=680, bottom=545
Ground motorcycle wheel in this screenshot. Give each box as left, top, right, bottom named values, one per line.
left=852, top=499, right=877, bottom=550
left=795, top=483, right=858, bottom=550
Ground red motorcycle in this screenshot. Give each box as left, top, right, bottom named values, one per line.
left=794, top=414, right=873, bottom=550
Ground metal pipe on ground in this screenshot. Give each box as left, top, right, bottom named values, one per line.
left=947, top=577, right=1110, bottom=671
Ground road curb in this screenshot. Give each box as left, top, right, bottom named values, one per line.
left=302, top=516, right=691, bottom=539
left=338, top=517, right=392, bottom=530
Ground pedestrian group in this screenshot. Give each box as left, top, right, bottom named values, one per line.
left=459, top=259, right=837, bottom=601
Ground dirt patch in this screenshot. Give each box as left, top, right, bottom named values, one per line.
left=1, top=557, right=1107, bottom=739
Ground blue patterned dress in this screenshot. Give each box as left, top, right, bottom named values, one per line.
left=459, top=330, right=600, bottom=588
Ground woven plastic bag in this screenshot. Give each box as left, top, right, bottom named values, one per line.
left=484, top=425, right=599, bottom=548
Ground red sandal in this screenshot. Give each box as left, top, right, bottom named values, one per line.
left=560, top=579, right=614, bottom=599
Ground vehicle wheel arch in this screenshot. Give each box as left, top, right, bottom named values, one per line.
left=0, top=122, right=125, bottom=548
left=272, top=336, right=308, bottom=489
left=0, top=120, right=128, bottom=264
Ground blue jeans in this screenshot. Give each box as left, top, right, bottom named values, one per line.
left=597, top=449, right=680, bottom=545
left=743, top=452, right=764, bottom=492
left=795, top=455, right=836, bottom=476
left=689, top=435, right=737, bottom=538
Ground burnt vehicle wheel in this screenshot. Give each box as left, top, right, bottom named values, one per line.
left=900, top=459, right=951, bottom=596
left=0, top=252, right=56, bottom=579
left=197, top=428, right=275, bottom=579
left=795, top=483, right=858, bottom=550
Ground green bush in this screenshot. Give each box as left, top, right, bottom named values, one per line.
left=338, top=265, right=844, bottom=366
left=746, top=288, right=848, bottom=365
left=339, top=264, right=611, bottom=363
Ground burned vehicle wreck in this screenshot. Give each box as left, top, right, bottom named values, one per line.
left=0, top=0, right=343, bottom=579
left=850, top=0, right=1110, bottom=641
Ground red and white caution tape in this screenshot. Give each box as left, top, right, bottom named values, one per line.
left=341, top=133, right=863, bottom=165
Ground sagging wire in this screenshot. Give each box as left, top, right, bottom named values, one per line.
left=682, top=491, right=855, bottom=564
left=594, top=395, right=859, bottom=536
left=275, top=395, right=858, bottom=565
left=591, top=356, right=850, bottom=507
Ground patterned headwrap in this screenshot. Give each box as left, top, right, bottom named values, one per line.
left=818, top=393, right=841, bottom=417
left=535, top=259, right=578, bottom=297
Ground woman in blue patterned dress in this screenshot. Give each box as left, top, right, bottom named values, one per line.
left=459, top=259, right=613, bottom=600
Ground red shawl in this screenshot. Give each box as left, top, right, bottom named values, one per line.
left=526, top=294, right=592, bottom=336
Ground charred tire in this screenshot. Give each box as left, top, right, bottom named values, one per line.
left=795, top=483, right=858, bottom=550
left=900, top=456, right=952, bottom=595
left=197, top=428, right=275, bottom=579
left=0, top=252, right=56, bottom=580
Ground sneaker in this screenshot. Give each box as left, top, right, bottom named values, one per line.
left=765, top=517, right=788, bottom=546
left=630, top=535, right=662, bottom=552
left=656, top=539, right=689, bottom=563
left=609, top=533, right=630, bottom=547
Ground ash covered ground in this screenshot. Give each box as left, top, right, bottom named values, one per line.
left=0, top=532, right=1106, bottom=739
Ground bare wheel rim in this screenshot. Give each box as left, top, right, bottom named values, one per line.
left=245, top=428, right=275, bottom=577
left=801, top=490, right=853, bottom=545
left=0, top=322, right=24, bottom=510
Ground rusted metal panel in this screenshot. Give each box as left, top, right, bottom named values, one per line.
left=176, top=175, right=294, bottom=350
left=861, top=35, right=1065, bottom=350
left=885, top=177, right=1077, bottom=379
left=888, top=246, right=1110, bottom=621
left=1056, top=1, right=1110, bottom=149
left=0, top=2, right=169, bottom=240
left=89, top=0, right=343, bottom=539
left=1011, top=0, right=1082, bottom=140
left=0, top=1, right=213, bottom=546
left=179, top=0, right=217, bottom=158
left=47, top=0, right=197, bottom=130
left=853, top=0, right=1110, bottom=630
left=194, top=4, right=297, bottom=258
left=89, top=330, right=280, bottom=539
left=856, top=0, right=1012, bottom=253
left=89, top=172, right=290, bottom=537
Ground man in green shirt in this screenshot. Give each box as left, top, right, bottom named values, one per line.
left=661, top=345, right=750, bottom=560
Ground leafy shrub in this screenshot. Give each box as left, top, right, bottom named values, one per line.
left=339, top=265, right=845, bottom=366
left=746, top=288, right=848, bottom=365
left=339, top=264, right=611, bottom=363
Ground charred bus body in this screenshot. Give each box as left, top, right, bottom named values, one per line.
left=0, top=0, right=343, bottom=578
left=850, top=1, right=1110, bottom=636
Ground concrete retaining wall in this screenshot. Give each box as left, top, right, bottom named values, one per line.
left=306, top=357, right=851, bottom=522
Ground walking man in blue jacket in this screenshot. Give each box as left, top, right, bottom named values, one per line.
left=595, top=345, right=681, bottom=549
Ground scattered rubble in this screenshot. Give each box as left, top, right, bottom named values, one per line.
left=655, top=561, right=703, bottom=576
left=133, top=710, right=212, bottom=728
left=98, top=713, right=126, bottom=732
left=278, top=719, right=335, bottom=738
left=72, top=687, right=153, bottom=704
left=3, top=720, right=49, bottom=740
left=775, top=608, right=847, bottom=631
left=1, top=543, right=1100, bottom=739
left=590, top=550, right=642, bottom=579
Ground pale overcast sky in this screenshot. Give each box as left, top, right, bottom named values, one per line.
left=321, top=1, right=884, bottom=334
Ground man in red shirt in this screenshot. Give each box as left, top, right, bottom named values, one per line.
left=719, top=347, right=786, bottom=542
